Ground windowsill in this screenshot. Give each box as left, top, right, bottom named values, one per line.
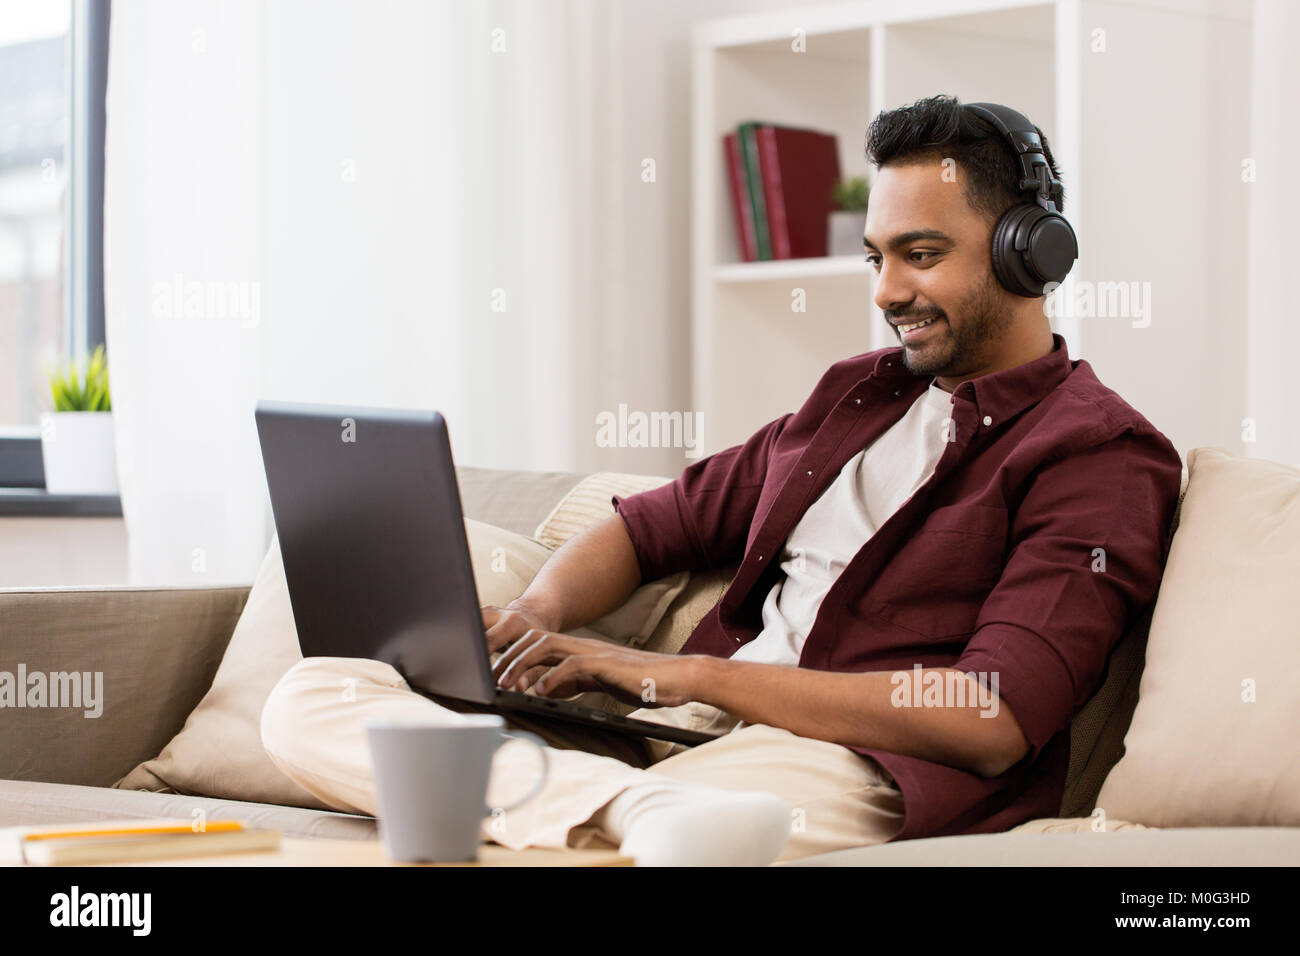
left=0, top=488, right=122, bottom=517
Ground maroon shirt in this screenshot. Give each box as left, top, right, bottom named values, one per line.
left=612, top=333, right=1183, bottom=841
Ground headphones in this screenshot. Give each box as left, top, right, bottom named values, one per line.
left=962, top=102, right=1078, bottom=297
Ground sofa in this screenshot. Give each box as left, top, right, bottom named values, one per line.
left=2, top=456, right=1298, bottom=865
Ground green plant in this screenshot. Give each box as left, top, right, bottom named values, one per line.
left=831, top=176, right=870, bottom=212
left=47, top=344, right=112, bottom=412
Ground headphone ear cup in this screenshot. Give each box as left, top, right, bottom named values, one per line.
left=990, top=204, right=1077, bottom=297
left=1024, top=212, right=1078, bottom=289
left=989, top=206, right=1029, bottom=296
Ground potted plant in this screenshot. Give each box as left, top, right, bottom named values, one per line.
left=39, top=344, right=119, bottom=495
left=827, top=175, right=870, bottom=257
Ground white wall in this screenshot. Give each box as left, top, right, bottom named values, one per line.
left=602, top=0, right=848, bottom=475
left=1076, top=0, right=1252, bottom=461
left=0, top=518, right=128, bottom=586
left=1245, top=0, right=1300, bottom=468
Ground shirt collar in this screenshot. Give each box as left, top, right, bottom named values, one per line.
left=870, top=332, right=1074, bottom=425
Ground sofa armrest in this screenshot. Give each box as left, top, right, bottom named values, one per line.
left=0, top=585, right=249, bottom=788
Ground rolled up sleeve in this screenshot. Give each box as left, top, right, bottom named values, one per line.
left=955, top=426, right=1183, bottom=763
left=612, top=412, right=794, bottom=583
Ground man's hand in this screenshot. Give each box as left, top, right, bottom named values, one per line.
left=481, top=599, right=564, bottom=691
left=490, top=629, right=703, bottom=709
left=482, top=599, right=563, bottom=653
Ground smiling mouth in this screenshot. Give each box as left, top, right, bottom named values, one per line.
left=895, top=316, right=944, bottom=341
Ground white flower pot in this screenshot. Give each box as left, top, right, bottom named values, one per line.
left=827, top=210, right=868, bottom=257
left=39, top=411, right=120, bottom=495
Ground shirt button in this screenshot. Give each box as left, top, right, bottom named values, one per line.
left=894, top=389, right=901, bottom=396
left=982, top=415, right=992, bottom=426
left=757, top=554, right=763, bottom=561
left=854, top=398, right=862, bottom=405
left=806, top=469, right=813, bottom=476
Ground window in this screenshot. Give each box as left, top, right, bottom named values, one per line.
left=0, top=0, right=109, bottom=487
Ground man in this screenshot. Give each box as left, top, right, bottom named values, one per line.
left=261, top=94, right=1183, bottom=866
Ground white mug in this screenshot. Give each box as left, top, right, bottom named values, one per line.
left=365, top=715, right=549, bottom=862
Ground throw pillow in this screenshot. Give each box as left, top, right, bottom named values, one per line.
left=114, top=518, right=689, bottom=809
left=1094, top=447, right=1300, bottom=827
left=533, top=470, right=742, bottom=715
left=113, top=538, right=330, bottom=809
left=533, top=471, right=676, bottom=550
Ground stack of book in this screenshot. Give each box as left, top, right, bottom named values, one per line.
left=723, top=122, right=842, bottom=261
left=0, top=818, right=281, bottom=865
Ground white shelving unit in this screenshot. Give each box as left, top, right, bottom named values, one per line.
left=691, top=0, right=1250, bottom=457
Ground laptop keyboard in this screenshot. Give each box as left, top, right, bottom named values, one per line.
left=494, top=688, right=718, bottom=745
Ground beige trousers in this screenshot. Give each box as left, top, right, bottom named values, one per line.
left=260, top=657, right=905, bottom=863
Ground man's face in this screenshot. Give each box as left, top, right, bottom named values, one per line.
left=863, top=161, right=1011, bottom=378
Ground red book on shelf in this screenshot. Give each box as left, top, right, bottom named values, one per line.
left=723, top=131, right=758, bottom=262
left=756, top=125, right=842, bottom=259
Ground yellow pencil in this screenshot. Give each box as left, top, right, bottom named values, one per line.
left=23, top=820, right=245, bottom=842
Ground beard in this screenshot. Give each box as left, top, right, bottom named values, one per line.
left=894, top=271, right=1010, bottom=377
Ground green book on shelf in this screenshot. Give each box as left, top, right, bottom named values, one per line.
left=737, top=121, right=771, bottom=260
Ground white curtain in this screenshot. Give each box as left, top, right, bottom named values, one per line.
left=104, top=0, right=625, bottom=585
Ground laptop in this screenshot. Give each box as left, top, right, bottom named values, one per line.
left=254, top=400, right=721, bottom=748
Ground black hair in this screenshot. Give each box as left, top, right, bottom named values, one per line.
left=864, top=93, right=1065, bottom=221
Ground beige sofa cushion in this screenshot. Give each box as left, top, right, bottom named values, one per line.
left=113, top=519, right=686, bottom=809
left=113, top=540, right=330, bottom=809
left=533, top=472, right=678, bottom=550
left=466, top=519, right=689, bottom=648
left=783, top=826, right=1300, bottom=866
left=532, top=471, right=734, bottom=660
left=3, top=779, right=376, bottom=841
left=1010, top=816, right=1149, bottom=833
left=1095, top=447, right=1300, bottom=827
left=0, top=584, right=248, bottom=789
left=533, top=471, right=739, bottom=715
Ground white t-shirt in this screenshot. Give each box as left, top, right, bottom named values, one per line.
left=729, top=378, right=955, bottom=667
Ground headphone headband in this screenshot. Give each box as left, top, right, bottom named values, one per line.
left=957, top=101, right=1078, bottom=297
left=963, top=102, right=1064, bottom=213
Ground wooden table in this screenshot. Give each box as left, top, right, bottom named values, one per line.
left=70, top=837, right=633, bottom=867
